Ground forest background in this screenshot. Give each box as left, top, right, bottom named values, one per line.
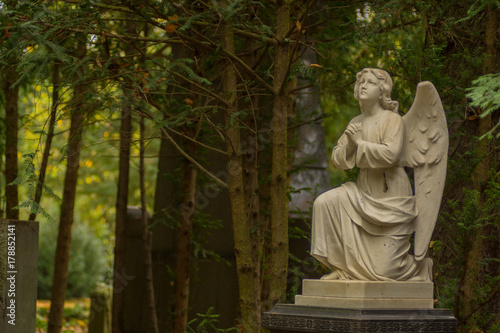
left=0, top=1, right=498, bottom=333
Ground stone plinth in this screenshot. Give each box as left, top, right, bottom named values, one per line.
left=295, top=280, right=434, bottom=309
left=262, top=304, right=457, bottom=333
left=262, top=279, right=457, bottom=332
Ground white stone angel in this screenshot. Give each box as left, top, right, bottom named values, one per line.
left=311, top=68, right=448, bottom=282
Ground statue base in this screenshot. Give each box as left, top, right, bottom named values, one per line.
left=262, top=304, right=457, bottom=333
left=262, top=280, right=457, bottom=332
left=295, top=279, right=434, bottom=309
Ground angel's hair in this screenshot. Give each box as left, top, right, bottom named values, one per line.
left=354, top=68, right=399, bottom=113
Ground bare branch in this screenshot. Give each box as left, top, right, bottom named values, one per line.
left=61, top=0, right=134, bottom=13
left=222, top=48, right=274, bottom=93
left=165, top=126, right=226, bottom=155
left=289, top=83, right=315, bottom=94
left=285, top=0, right=318, bottom=39
left=169, top=71, right=230, bottom=108
left=159, top=126, right=227, bottom=188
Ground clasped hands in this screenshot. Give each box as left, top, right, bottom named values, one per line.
left=345, top=122, right=363, bottom=147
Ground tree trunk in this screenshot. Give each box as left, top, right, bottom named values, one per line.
left=111, top=102, right=132, bottom=333
left=242, top=99, right=263, bottom=319
left=268, top=0, right=291, bottom=306
left=220, top=7, right=259, bottom=332
left=47, top=40, right=87, bottom=333
left=172, top=137, right=198, bottom=333
left=112, top=15, right=137, bottom=333
left=139, top=116, right=159, bottom=333
left=29, top=62, right=60, bottom=221
left=243, top=29, right=263, bottom=315
left=3, top=65, right=19, bottom=220
left=462, top=4, right=497, bottom=331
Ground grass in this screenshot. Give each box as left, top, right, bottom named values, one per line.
left=36, top=298, right=90, bottom=333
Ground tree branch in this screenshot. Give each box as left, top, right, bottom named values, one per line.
left=221, top=48, right=274, bottom=93
left=458, top=289, right=499, bottom=327
left=285, top=0, right=318, bottom=39
left=156, top=123, right=228, bottom=189
left=191, top=21, right=277, bottom=45
left=61, top=0, right=134, bottom=13
left=289, top=83, right=315, bottom=94
left=164, top=126, right=226, bottom=155
left=168, top=71, right=230, bottom=108
left=46, top=23, right=187, bottom=44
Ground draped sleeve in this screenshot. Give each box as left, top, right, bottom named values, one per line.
left=331, top=116, right=362, bottom=170
left=355, top=113, right=404, bottom=169
left=331, top=133, right=355, bottom=169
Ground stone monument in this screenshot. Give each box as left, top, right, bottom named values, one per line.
left=263, top=68, right=457, bottom=333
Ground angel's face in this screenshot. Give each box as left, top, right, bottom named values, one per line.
left=358, top=73, right=382, bottom=102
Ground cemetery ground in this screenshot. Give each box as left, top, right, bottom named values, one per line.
left=36, top=299, right=89, bottom=333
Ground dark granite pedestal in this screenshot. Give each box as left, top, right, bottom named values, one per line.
left=262, top=304, right=457, bottom=333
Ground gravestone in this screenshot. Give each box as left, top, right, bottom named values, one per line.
left=88, top=284, right=112, bottom=333
left=0, top=220, right=39, bottom=333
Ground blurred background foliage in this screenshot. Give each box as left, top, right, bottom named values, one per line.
left=38, top=221, right=109, bottom=299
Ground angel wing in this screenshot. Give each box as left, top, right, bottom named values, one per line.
left=403, top=81, right=449, bottom=261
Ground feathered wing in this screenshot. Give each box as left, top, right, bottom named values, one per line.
left=403, top=81, right=449, bottom=261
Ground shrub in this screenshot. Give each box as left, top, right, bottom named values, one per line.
left=38, top=221, right=107, bottom=299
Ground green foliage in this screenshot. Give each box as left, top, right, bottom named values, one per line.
left=61, top=302, right=89, bottom=321
left=192, top=212, right=228, bottom=264
left=36, top=299, right=90, bottom=332
left=466, top=73, right=500, bottom=138
left=287, top=183, right=317, bottom=241
left=287, top=185, right=323, bottom=302
left=14, top=153, right=60, bottom=220
left=433, top=171, right=500, bottom=327
left=343, top=166, right=360, bottom=184
left=38, top=222, right=108, bottom=299
left=443, top=188, right=482, bottom=248
left=285, top=262, right=304, bottom=303
left=457, top=0, right=500, bottom=23
left=157, top=202, right=230, bottom=265
left=36, top=312, right=48, bottom=331
left=186, top=307, right=236, bottom=333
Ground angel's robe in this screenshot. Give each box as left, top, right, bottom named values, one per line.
left=311, top=110, right=432, bottom=281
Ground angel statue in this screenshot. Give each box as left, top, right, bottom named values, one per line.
left=311, top=68, right=448, bottom=282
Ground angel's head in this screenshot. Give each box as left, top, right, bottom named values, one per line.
left=354, top=68, right=399, bottom=113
